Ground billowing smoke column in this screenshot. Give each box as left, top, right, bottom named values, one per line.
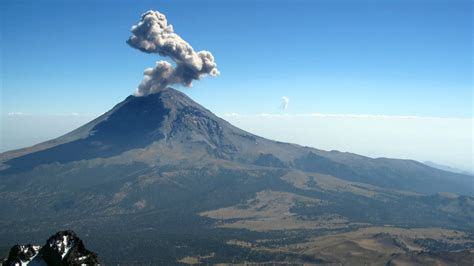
left=127, top=10, right=220, bottom=96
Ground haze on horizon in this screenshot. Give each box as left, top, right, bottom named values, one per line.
left=2, top=111, right=472, bottom=174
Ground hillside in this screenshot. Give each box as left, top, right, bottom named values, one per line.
left=1, top=88, right=472, bottom=264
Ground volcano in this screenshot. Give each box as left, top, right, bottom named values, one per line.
left=1, top=88, right=473, bottom=264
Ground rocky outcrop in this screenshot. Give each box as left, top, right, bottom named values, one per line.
left=2, top=230, right=99, bottom=266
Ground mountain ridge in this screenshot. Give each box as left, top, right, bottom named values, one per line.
left=1, top=88, right=471, bottom=195
left=1, top=87, right=473, bottom=264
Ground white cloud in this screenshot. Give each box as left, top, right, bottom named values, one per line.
left=7, top=112, right=25, bottom=116
left=280, top=96, right=289, bottom=110
left=224, top=112, right=241, bottom=117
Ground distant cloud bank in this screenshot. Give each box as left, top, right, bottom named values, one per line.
left=221, top=113, right=473, bottom=173
left=2, top=112, right=472, bottom=173
left=223, top=113, right=470, bottom=120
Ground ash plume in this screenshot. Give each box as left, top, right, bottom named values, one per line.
left=127, top=10, right=219, bottom=96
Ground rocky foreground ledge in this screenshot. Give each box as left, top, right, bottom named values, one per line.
left=2, top=230, right=99, bottom=265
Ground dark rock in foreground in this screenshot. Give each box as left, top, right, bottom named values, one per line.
left=2, top=230, right=99, bottom=266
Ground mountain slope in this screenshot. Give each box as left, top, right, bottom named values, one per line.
left=1, top=88, right=471, bottom=195
left=0, top=88, right=473, bottom=264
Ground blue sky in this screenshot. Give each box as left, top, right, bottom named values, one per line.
left=1, top=0, right=472, bottom=171
left=1, top=0, right=472, bottom=117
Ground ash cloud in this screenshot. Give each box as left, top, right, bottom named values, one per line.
left=127, top=10, right=219, bottom=96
